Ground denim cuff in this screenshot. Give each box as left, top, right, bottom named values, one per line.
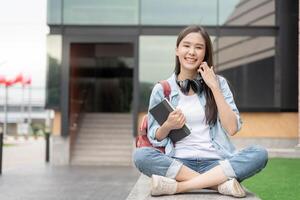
left=165, top=159, right=183, bottom=179
left=219, top=159, right=237, bottom=178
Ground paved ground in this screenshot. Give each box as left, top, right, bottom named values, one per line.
left=0, top=137, right=140, bottom=200
left=2, top=137, right=45, bottom=170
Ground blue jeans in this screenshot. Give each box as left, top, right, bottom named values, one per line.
left=133, top=145, right=268, bottom=182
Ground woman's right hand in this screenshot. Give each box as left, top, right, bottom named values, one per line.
left=155, top=108, right=186, bottom=141
left=164, top=108, right=186, bottom=131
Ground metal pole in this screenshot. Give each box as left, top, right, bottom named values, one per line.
left=28, top=85, right=32, bottom=134
left=45, top=132, right=50, bottom=162
left=298, top=1, right=300, bottom=149
left=21, top=85, right=24, bottom=123
left=0, top=126, right=3, bottom=175
left=45, top=110, right=52, bottom=162
left=4, top=86, right=8, bottom=137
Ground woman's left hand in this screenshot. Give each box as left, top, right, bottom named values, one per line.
left=197, top=62, right=219, bottom=90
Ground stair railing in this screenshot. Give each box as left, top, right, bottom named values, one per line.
left=69, top=89, right=89, bottom=154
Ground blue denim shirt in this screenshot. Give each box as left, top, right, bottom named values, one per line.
left=147, top=73, right=242, bottom=159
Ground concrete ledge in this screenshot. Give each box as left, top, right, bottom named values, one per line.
left=50, top=135, right=70, bottom=165
left=232, top=138, right=300, bottom=158
left=232, top=138, right=298, bottom=149
left=126, top=174, right=261, bottom=200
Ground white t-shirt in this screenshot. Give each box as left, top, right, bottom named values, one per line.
left=174, top=89, right=221, bottom=159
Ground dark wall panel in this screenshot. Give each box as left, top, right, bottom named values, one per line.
left=220, top=57, right=275, bottom=111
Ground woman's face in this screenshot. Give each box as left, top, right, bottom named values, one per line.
left=176, top=32, right=206, bottom=72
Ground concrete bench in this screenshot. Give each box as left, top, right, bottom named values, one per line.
left=126, top=174, right=261, bottom=200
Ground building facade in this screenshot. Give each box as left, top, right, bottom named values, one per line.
left=46, top=0, right=299, bottom=164
left=0, top=86, right=48, bottom=136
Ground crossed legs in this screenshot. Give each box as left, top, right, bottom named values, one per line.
left=134, top=147, right=228, bottom=193
left=134, top=146, right=267, bottom=196
left=175, top=164, right=226, bottom=193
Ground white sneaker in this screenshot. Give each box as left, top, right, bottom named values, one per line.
left=218, top=178, right=246, bottom=198
left=151, top=174, right=178, bottom=196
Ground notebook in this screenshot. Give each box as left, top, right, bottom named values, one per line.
left=149, top=98, right=191, bottom=143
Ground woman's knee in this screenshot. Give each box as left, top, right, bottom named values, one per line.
left=231, top=145, right=269, bottom=181
left=249, top=145, right=268, bottom=168
left=133, top=147, right=173, bottom=177
left=133, top=147, right=159, bottom=171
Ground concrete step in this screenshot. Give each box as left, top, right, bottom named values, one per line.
left=71, top=113, right=133, bottom=166
left=78, top=129, right=133, bottom=135
left=74, top=143, right=132, bottom=151
left=75, top=138, right=133, bottom=145
left=232, top=138, right=300, bottom=158
left=71, top=157, right=133, bottom=166
left=71, top=160, right=133, bottom=166
left=267, top=148, right=300, bottom=158
left=76, top=133, right=132, bottom=138
left=232, top=138, right=298, bottom=149
left=72, top=149, right=132, bottom=157
left=80, top=124, right=133, bottom=129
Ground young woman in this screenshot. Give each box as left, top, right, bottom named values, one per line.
left=133, top=25, right=268, bottom=198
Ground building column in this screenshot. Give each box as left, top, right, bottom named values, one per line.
left=298, top=1, right=300, bottom=148
left=50, top=111, right=70, bottom=165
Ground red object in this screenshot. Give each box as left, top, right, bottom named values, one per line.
left=22, top=76, right=32, bottom=85
left=14, top=73, right=23, bottom=83
left=135, top=80, right=171, bottom=154
left=5, top=79, right=14, bottom=87
left=2, top=74, right=31, bottom=87
left=4, top=73, right=24, bottom=86
left=0, top=75, right=6, bottom=85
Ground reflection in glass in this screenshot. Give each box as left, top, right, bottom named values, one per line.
left=47, top=0, right=275, bottom=26
left=139, top=36, right=176, bottom=111
left=141, top=0, right=217, bottom=25
left=70, top=43, right=133, bottom=113
left=47, top=0, right=62, bottom=24
left=46, top=35, right=62, bottom=109
left=214, top=36, right=275, bottom=71
left=214, top=36, right=275, bottom=110
left=63, top=0, right=139, bottom=25
left=219, top=0, right=275, bottom=26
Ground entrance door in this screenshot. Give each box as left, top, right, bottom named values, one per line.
left=70, top=43, right=133, bottom=113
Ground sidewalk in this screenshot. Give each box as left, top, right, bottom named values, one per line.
left=0, top=165, right=140, bottom=200
left=3, top=136, right=45, bottom=170
left=0, top=137, right=140, bottom=200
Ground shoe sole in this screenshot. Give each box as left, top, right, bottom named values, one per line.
left=232, top=179, right=246, bottom=198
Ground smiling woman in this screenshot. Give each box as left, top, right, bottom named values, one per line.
left=133, top=25, right=268, bottom=198
left=175, top=33, right=206, bottom=74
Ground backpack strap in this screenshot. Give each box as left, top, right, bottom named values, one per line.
left=159, top=80, right=171, bottom=101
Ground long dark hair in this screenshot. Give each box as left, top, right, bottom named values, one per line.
left=175, top=25, right=217, bottom=125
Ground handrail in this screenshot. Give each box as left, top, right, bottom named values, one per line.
left=69, top=89, right=88, bottom=154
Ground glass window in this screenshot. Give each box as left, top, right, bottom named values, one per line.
left=214, top=36, right=275, bottom=71
left=47, top=0, right=276, bottom=26
left=70, top=43, right=134, bottom=113
left=141, top=0, right=217, bottom=25
left=46, top=35, right=62, bottom=110
left=63, top=0, right=139, bottom=25
left=219, top=0, right=275, bottom=26
left=214, top=36, right=276, bottom=110
left=47, top=0, right=62, bottom=24
left=139, top=36, right=176, bottom=111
